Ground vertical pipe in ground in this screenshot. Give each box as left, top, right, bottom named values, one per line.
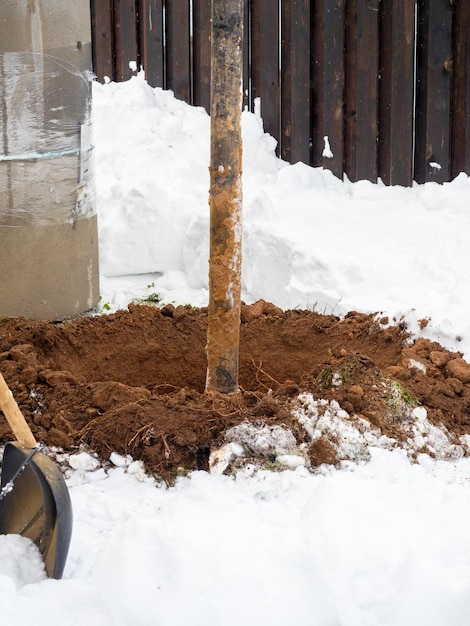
left=206, top=0, right=244, bottom=394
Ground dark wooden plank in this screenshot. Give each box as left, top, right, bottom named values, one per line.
left=310, top=0, right=325, bottom=167
left=281, top=0, right=294, bottom=162
left=451, top=0, right=470, bottom=179
left=193, top=0, right=212, bottom=110
left=323, top=1, right=345, bottom=178
left=113, top=0, right=139, bottom=81
left=243, top=0, right=250, bottom=111
left=344, top=0, right=380, bottom=183
left=138, top=0, right=164, bottom=88
left=251, top=0, right=280, bottom=149
left=166, top=0, right=191, bottom=103
left=281, top=0, right=311, bottom=165
left=311, top=0, right=345, bottom=177
left=90, top=0, right=114, bottom=82
left=378, top=0, right=415, bottom=187
left=343, top=0, right=357, bottom=179
left=414, top=0, right=453, bottom=183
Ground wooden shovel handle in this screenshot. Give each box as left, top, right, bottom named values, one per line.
left=0, top=371, right=37, bottom=449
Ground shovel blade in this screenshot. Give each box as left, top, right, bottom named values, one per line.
left=0, top=442, right=72, bottom=579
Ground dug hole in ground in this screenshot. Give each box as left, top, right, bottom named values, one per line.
left=1, top=302, right=469, bottom=479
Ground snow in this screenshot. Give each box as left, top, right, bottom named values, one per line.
left=2, top=71, right=470, bottom=624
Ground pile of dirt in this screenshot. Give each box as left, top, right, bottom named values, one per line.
left=1, top=301, right=470, bottom=479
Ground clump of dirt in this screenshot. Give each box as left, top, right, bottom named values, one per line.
left=1, top=301, right=470, bottom=478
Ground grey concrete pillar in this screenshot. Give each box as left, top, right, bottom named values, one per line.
left=0, top=0, right=99, bottom=319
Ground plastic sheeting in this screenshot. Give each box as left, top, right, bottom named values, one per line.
left=0, top=52, right=95, bottom=226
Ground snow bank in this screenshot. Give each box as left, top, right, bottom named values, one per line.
left=94, top=73, right=470, bottom=360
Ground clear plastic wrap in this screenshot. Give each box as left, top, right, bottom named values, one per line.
left=0, top=52, right=95, bottom=226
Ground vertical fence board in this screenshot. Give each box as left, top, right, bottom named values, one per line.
left=193, top=1, right=212, bottom=110
left=344, top=0, right=357, bottom=179
left=281, top=0, right=311, bottom=164
left=415, top=0, right=453, bottom=183
left=451, top=0, right=470, bottom=179
left=90, top=0, right=114, bottom=82
left=251, top=0, right=281, bottom=149
left=323, top=1, right=344, bottom=178
left=166, top=0, right=191, bottom=102
left=345, top=0, right=380, bottom=182
left=280, top=0, right=292, bottom=162
left=114, top=0, right=139, bottom=81
left=243, top=0, right=250, bottom=111
left=138, top=0, right=164, bottom=88
left=311, top=0, right=325, bottom=167
left=379, top=0, right=415, bottom=186
left=311, top=0, right=344, bottom=177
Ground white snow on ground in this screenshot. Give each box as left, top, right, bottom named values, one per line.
left=1, top=73, right=470, bottom=624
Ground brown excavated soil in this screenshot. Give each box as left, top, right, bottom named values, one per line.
left=1, top=300, right=470, bottom=478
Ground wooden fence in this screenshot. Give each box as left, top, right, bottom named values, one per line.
left=90, top=0, right=470, bottom=186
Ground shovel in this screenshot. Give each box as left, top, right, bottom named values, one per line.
left=0, top=371, right=72, bottom=579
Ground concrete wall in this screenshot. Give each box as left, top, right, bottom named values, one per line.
left=0, top=1, right=91, bottom=61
